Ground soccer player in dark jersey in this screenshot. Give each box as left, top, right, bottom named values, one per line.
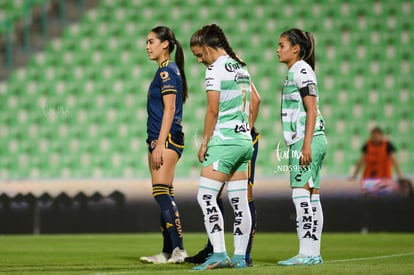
left=139, top=26, right=189, bottom=264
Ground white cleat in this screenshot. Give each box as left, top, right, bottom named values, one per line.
left=167, top=247, right=189, bottom=264
left=140, top=252, right=171, bottom=264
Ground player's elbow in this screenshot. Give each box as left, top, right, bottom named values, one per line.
left=164, top=104, right=175, bottom=115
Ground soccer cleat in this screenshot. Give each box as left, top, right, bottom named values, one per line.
left=167, top=247, right=189, bottom=264
left=192, top=252, right=231, bottom=270
left=140, top=252, right=171, bottom=264
left=231, top=255, right=247, bottom=268
left=277, top=254, right=314, bottom=266
left=245, top=257, right=253, bottom=267
left=184, top=245, right=212, bottom=264
left=309, top=255, right=323, bottom=265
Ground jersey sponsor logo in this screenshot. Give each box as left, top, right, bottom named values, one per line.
left=300, top=68, right=307, bottom=74
left=205, top=76, right=215, bottom=88
left=225, top=61, right=241, bottom=72
left=234, top=71, right=250, bottom=85
left=301, top=79, right=314, bottom=86
left=234, top=123, right=250, bottom=133
left=161, top=85, right=177, bottom=95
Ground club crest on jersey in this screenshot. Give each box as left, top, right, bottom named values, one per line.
left=160, top=71, right=170, bottom=82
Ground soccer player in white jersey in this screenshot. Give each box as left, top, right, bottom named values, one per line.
left=189, top=24, right=254, bottom=270
left=276, top=28, right=327, bottom=266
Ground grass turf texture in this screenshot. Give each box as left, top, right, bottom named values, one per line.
left=1, top=233, right=413, bottom=274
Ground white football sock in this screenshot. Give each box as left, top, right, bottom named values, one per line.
left=197, top=177, right=226, bottom=253
left=311, top=193, right=323, bottom=256
left=228, top=180, right=251, bottom=256
left=292, top=188, right=313, bottom=256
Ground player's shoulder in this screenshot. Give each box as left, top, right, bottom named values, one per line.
left=291, top=60, right=313, bottom=75
left=159, top=60, right=178, bottom=71
left=291, top=60, right=316, bottom=86
left=157, top=60, right=179, bottom=79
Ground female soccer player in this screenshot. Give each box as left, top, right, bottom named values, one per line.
left=189, top=24, right=254, bottom=270
left=276, top=28, right=327, bottom=266
left=184, top=81, right=261, bottom=268
left=139, top=26, right=188, bottom=264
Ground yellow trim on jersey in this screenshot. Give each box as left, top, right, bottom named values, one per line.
left=166, top=133, right=184, bottom=149
left=161, top=89, right=177, bottom=94
left=159, top=60, right=170, bottom=68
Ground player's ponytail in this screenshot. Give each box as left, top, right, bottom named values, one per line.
left=151, top=26, right=188, bottom=103
left=197, top=24, right=247, bottom=67
left=173, top=40, right=188, bottom=103
left=302, top=31, right=315, bottom=70
left=281, top=28, right=315, bottom=70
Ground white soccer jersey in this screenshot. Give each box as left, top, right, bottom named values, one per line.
left=205, top=55, right=252, bottom=143
left=281, top=60, right=325, bottom=146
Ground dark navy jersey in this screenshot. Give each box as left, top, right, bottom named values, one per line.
left=147, top=60, right=183, bottom=140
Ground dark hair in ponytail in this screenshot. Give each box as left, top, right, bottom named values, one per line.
left=190, top=24, right=246, bottom=67
left=151, top=26, right=188, bottom=103
left=281, top=28, right=315, bottom=70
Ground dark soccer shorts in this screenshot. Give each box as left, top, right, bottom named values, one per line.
left=147, top=131, right=184, bottom=158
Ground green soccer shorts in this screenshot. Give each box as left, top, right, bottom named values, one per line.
left=289, top=134, right=327, bottom=189
left=203, top=139, right=254, bottom=175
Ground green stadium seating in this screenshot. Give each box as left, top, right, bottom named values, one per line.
left=0, top=0, right=413, bottom=179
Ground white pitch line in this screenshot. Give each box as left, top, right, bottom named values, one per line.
left=325, top=252, right=414, bottom=263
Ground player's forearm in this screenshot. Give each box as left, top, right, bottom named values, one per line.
left=249, top=102, right=260, bottom=129
left=202, top=109, right=218, bottom=145
left=249, top=82, right=261, bottom=128
left=303, top=106, right=317, bottom=147
left=157, top=105, right=175, bottom=146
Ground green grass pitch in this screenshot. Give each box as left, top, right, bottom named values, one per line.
left=1, top=233, right=413, bottom=274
